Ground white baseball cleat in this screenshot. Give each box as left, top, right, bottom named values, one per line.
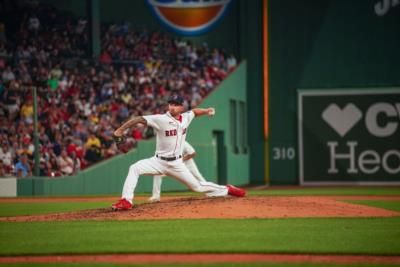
left=148, top=196, right=161, bottom=203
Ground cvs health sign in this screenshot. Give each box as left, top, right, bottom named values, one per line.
left=146, top=0, right=232, bottom=36
left=298, top=89, right=400, bottom=185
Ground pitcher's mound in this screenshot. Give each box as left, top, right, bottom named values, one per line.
left=1, top=196, right=399, bottom=222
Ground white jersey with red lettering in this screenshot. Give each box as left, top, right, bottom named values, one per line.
left=120, top=111, right=228, bottom=203
left=144, top=111, right=193, bottom=158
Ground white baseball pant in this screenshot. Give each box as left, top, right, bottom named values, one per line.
left=122, top=156, right=228, bottom=203
left=152, top=158, right=207, bottom=199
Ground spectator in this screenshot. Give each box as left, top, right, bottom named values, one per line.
left=75, top=18, right=87, bottom=35
left=20, top=97, right=34, bottom=124
left=3, top=82, right=19, bottom=120
left=99, top=50, right=112, bottom=64
left=52, top=134, right=63, bottom=157
left=0, top=142, right=12, bottom=175
left=227, top=54, right=237, bottom=71
left=0, top=160, right=5, bottom=177
left=57, top=149, right=74, bottom=175
left=16, top=135, right=34, bottom=157
left=2, top=66, right=15, bottom=82
left=85, top=132, right=102, bottom=163
left=28, top=14, right=40, bottom=33
left=85, top=132, right=101, bottom=149
left=15, top=154, right=32, bottom=177
left=71, top=150, right=81, bottom=175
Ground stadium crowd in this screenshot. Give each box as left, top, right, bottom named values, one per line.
left=0, top=1, right=238, bottom=177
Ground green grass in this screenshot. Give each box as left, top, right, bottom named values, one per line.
left=247, top=187, right=400, bottom=196
left=1, top=264, right=399, bottom=267
left=0, top=202, right=110, bottom=217
left=0, top=200, right=147, bottom=217
left=1, top=217, right=400, bottom=256
left=345, top=200, right=400, bottom=212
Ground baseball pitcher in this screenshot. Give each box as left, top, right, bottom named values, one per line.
left=111, top=94, right=246, bottom=211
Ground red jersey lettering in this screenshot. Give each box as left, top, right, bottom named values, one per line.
left=165, top=129, right=177, bottom=137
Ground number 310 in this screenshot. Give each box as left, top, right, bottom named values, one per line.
left=272, top=147, right=295, bottom=160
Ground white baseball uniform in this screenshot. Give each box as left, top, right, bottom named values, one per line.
left=121, top=111, right=228, bottom=203
left=151, top=141, right=206, bottom=200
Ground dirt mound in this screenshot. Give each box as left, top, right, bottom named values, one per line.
left=1, top=196, right=399, bottom=222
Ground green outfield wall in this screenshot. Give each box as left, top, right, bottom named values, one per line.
left=268, top=0, right=400, bottom=184
left=189, top=61, right=249, bottom=186
left=17, top=63, right=249, bottom=196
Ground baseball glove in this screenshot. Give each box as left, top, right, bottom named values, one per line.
left=113, top=134, right=129, bottom=153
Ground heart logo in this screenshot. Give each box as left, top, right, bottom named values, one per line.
left=322, top=103, right=362, bottom=137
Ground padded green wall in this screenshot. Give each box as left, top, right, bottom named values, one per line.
left=189, top=62, right=249, bottom=186
left=238, top=0, right=264, bottom=184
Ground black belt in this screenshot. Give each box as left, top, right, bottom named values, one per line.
left=156, top=155, right=182, bottom=161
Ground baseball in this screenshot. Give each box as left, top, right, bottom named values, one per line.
left=208, top=108, right=215, bottom=116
